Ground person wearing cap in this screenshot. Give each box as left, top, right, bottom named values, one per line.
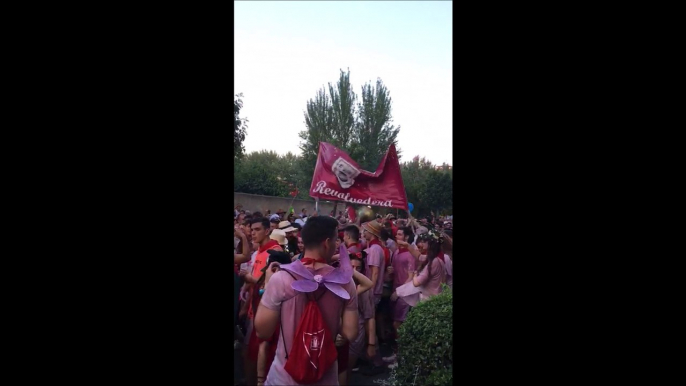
left=276, top=208, right=286, bottom=220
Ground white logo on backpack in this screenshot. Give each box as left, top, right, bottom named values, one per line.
left=303, top=329, right=326, bottom=369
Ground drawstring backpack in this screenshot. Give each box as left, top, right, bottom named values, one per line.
left=277, top=245, right=353, bottom=384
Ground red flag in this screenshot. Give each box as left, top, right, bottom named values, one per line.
left=289, top=189, right=299, bottom=197
left=309, top=142, right=408, bottom=210
left=346, top=204, right=356, bottom=223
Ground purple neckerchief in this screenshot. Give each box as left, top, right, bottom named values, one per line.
left=278, top=244, right=353, bottom=300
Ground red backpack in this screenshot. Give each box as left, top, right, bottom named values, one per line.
left=280, top=271, right=339, bottom=384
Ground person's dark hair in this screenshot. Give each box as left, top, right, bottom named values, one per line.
left=242, top=219, right=251, bottom=227
left=288, top=236, right=299, bottom=256
left=419, top=238, right=442, bottom=278
left=250, top=217, right=270, bottom=230
left=349, top=250, right=366, bottom=274
left=253, top=211, right=263, bottom=218
left=380, top=228, right=391, bottom=242
left=344, top=225, right=360, bottom=242
left=292, top=222, right=302, bottom=230
left=270, top=218, right=280, bottom=225
left=398, top=227, right=415, bottom=244
left=444, top=229, right=453, bottom=238
left=301, top=216, right=339, bottom=250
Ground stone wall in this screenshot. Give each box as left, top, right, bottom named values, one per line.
left=233, top=192, right=338, bottom=216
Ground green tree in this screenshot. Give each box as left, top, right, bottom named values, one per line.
left=234, top=93, right=248, bottom=160
left=280, top=152, right=311, bottom=200
left=299, top=69, right=358, bottom=184
left=233, top=151, right=312, bottom=200
left=418, top=169, right=453, bottom=215
left=329, top=69, right=356, bottom=149
left=401, top=156, right=435, bottom=218
left=350, top=78, right=401, bottom=171
left=299, top=70, right=400, bottom=176
left=234, top=151, right=290, bottom=197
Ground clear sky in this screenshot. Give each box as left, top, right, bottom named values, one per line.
left=235, top=1, right=452, bottom=166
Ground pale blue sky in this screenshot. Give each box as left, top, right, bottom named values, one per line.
left=235, top=1, right=452, bottom=165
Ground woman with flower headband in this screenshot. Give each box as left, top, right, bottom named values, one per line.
left=397, top=228, right=447, bottom=301
left=412, top=230, right=447, bottom=300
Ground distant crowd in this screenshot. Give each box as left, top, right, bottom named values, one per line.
left=233, top=204, right=453, bottom=386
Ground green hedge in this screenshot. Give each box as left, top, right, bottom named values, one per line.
left=390, top=285, right=452, bottom=386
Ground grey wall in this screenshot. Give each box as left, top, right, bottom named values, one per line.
left=233, top=192, right=339, bottom=216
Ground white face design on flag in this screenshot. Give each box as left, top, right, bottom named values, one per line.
left=331, top=157, right=360, bottom=189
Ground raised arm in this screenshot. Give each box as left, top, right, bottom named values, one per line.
left=353, top=269, right=373, bottom=295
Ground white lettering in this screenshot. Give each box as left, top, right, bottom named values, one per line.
left=311, top=180, right=393, bottom=208
left=314, top=181, right=326, bottom=193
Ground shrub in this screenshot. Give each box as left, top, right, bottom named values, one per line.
left=391, top=285, right=452, bottom=386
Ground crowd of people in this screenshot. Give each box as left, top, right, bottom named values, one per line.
left=233, top=204, right=453, bottom=386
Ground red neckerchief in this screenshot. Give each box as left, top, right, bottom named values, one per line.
left=369, top=239, right=390, bottom=263
left=368, top=239, right=382, bottom=248
left=398, top=247, right=409, bottom=255
left=436, top=251, right=445, bottom=262
left=258, top=239, right=280, bottom=253
left=345, top=242, right=360, bottom=250
left=300, top=256, right=327, bottom=265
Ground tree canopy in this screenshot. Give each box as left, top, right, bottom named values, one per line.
left=234, top=93, right=248, bottom=160
left=299, top=69, right=400, bottom=173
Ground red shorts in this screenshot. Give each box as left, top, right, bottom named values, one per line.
left=337, top=341, right=349, bottom=374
